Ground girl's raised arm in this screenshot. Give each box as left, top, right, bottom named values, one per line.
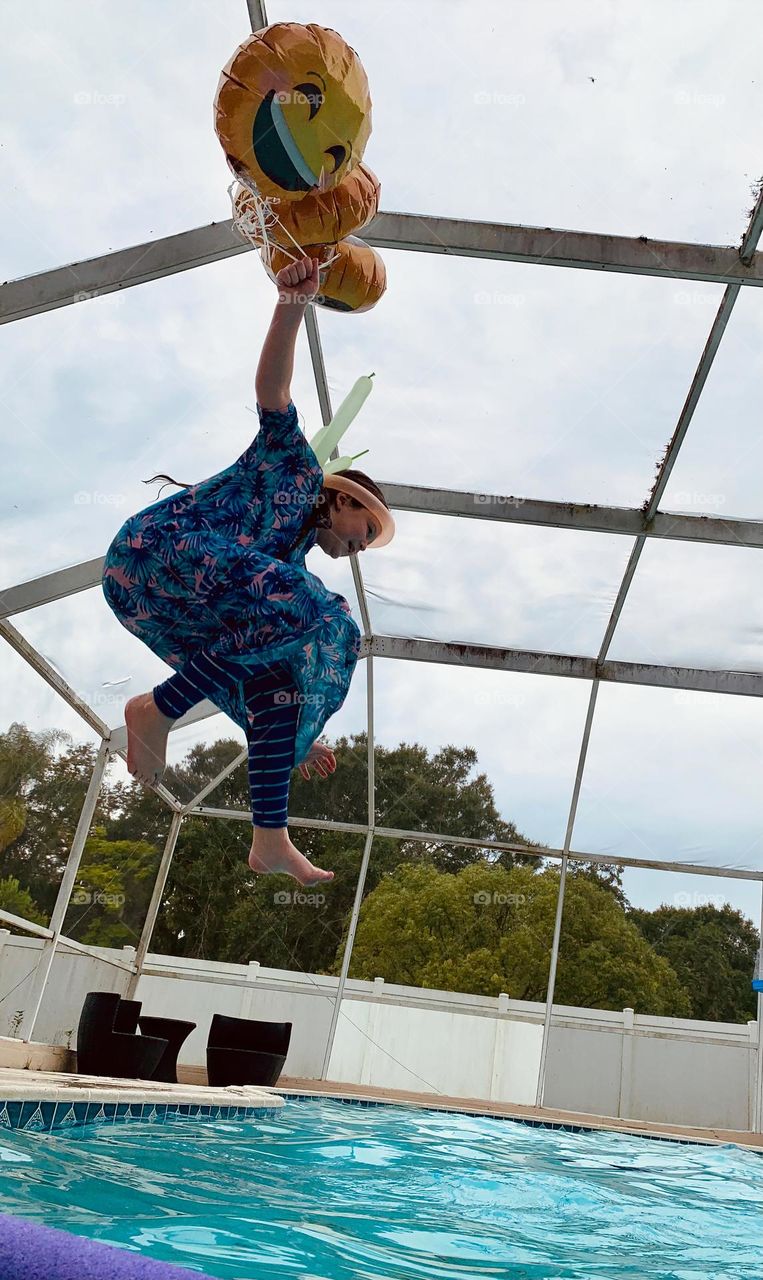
left=255, top=255, right=321, bottom=412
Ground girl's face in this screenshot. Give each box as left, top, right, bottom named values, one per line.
left=317, top=491, right=380, bottom=557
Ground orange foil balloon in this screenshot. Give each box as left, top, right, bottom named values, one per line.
left=232, top=162, right=381, bottom=251
left=214, top=22, right=372, bottom=203
left=266, top=236, right=386, bottom=313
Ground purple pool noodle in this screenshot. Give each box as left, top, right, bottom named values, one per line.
left=0, top=1215, right=217, bottom=1280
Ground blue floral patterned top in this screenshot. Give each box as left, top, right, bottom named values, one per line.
left=102, top=402, right=361, bottom=767
left=136, top=400, right=330, bottom=565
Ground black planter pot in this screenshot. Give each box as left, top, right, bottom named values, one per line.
left=138, top=1016, right=196, bottom=1084
left=76, top=992, right=168, bottom=1081
left=207, top=1046, right=287, bottom=1088
left=205, top=1014, right=292, bottom=1088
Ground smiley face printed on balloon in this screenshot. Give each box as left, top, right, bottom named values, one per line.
left=214, top=22, right=372, bottom=203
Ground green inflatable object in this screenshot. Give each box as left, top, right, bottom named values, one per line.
left=309, top=373, right=375, bottom=470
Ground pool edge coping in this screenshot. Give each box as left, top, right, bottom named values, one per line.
left=0, top=1066, right=284, bottom=1133
left=1, top=1068, right=761, bottom=1151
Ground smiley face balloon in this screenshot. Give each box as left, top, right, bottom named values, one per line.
left=265, top=236, right=387, bottom=313
left=214, top=22, right=372, bottom=203
left=231, top=162, right=381, bottom=252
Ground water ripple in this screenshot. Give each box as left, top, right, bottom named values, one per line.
left=0, top=1099, right=761, bottom=1278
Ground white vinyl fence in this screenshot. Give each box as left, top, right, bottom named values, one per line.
left=0, top=931, right=759, bottom=1131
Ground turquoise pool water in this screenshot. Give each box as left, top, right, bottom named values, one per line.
left=0, top=1097, right=761, bottom=1278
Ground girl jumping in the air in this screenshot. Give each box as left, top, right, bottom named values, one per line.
left=101, top=255, right=395, bottom=888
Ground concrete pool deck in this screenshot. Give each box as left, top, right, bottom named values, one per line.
left=0, top=1066, right=283, bottom=1131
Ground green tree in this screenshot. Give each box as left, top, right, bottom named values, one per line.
left=147, top=732, right=536, bottom=972
left=0, top=875, right=47, bottom=928
left=62, top=827, right=162, bottom=949
left=628, top=903, right=760, bottom=1023
left=347, top=862, right=691, bottom=1016
left=0, top=723, right=114, bottom=915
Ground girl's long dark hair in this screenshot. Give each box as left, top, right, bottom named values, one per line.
left=142, top=468, right=390, bottom=531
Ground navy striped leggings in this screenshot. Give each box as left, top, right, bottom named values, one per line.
left=152, top=652, right=299, bottom=828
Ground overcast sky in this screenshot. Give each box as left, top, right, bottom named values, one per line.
left=2, top=0, right=763, bottom=939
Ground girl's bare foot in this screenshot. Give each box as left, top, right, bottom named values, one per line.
left=125, top=692, right=174, bottom=785
left=248, top=827, right=334, bottom=887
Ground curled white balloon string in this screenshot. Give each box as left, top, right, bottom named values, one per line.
left=227, top=179, right=341, bottom=287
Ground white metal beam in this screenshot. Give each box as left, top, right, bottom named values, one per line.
left=1, top=557, right=105, bottom=618
left=535, top=184, right=763, bottom=1109
left=367, top=635, right=763, bottom=698
left=53, top=934, right=136, bottom=972
left=18, top=739, right=112, bottom=1039
left=0, top=910, right=137, bottom=966
left=0, top=616, right=183, bottom=810
left=379, top=486, right=763, bottom=550
left=125, top=812, right=185, bottom=1000
left=3, top=214, right=762, bottom=325
left=4, top=490, right=762, bottom=623
left=103, top=636, right=763, bottom=757
left=108, top=702, right=218, bottom=754
left=297, top=194, right=378, bottom=1073
left=0, top=617, right=111, bottom=741
left=302, top=305, right=374, bottom=639
left=0, top=911, right=52, bottom=939
left=321, top=655, right=378, bottom=1078
left=367, top=212, right=763, bottom=284
left=173, top=806, right=763, bottom=880
left=100, top=634, right=763, bottom=759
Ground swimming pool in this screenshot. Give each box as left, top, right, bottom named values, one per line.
left=1, top=1096, right=761, bottom=1278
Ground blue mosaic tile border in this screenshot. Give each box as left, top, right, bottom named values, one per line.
left=277, top=1091, right=744, bottom=1149
left=2, top=1091, right=757, bottom=1152
left=0, top=1099, right=282, bottom=1134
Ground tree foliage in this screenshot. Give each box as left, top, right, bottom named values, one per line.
left=0, top=875, right=47, bottom=928
left=147, top=731, right=537, bottom=971
left=0, top=721, right=758, bottom=1023
left=0, top=722, right=114, bottom=915
left=628, top=903, right=759, bottom=1022
left=347, top=862, right=692, bottom=1015
left=63, top=827, right=162, bottom=949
